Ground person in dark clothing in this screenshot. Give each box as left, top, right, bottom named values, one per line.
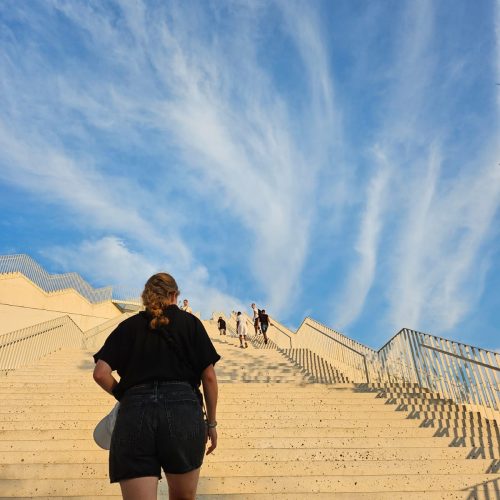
left=217, top=317, right=226, bottom=335
left=93, top=273, right=220, bottom=500
left=258, top=309, right=270, bottom=345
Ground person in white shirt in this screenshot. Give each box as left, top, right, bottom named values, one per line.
left=236, top=312, right=248, bottom=349
left=181, top=299, right=193, bottom=314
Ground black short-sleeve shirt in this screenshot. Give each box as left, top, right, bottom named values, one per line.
left=259, top=313, right=269, bottom=325
left=93, top=306, right=221, bottom=400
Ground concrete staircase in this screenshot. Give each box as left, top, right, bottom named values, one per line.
left=0, top=319, right=499, bottom=498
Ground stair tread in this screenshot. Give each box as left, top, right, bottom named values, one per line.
left=0, top=318, right=498, bottom=497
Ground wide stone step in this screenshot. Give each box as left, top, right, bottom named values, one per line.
left=0, top=393, right=387, bottom=402
left=2, top=337, right=499, bottom=499
left=0, top=420, right=493, bottom=439
left=0, top=384, right=329, bottom=391
left=0, top=403, right=414, bottom=413
left=0, top=378, right=313, bottom=386
left=0, top=425, right=496, bottom=441
left=4, top=493, right=494, bottom=500
left=0, top=398, right=478, bottom=413
left=0, top=417, right=457, bottom=430
left=0, top=410, right=435, bottom=421
left=11, top=359, right=301, bottom=372
left=4, top=372, right=303, bottom=378
left=0, top=458, right=498, bottom=479
left=1, top=392, right=483, bottom=414
left=1, top=446, right=495, bottom=465
left=196, top=493, right=500, bottom=500
left=2, top=436, right=499, bottom=452
left=0, top=410, right=487, bottom=425
left=6, top=494, right=496, bottom=500
left=1, top=474, right=499, bottom=496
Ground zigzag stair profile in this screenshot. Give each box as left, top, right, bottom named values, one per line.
left=279, top=348, right=350, bottom=384
left=0, top=315, right=499, bottom=498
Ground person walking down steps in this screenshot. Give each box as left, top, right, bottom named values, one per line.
left=236, top=311, right=248, bottom=349
left=93, top=273, right=220, bottom=500
left=217, top=316, right=226, bottom=335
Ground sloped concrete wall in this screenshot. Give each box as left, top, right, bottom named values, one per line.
left=0, top=273, right=121, bottom=335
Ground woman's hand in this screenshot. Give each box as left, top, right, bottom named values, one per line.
left=201, top=364, right=218, bottom=455
left=206, top=427, right=217, bottom=455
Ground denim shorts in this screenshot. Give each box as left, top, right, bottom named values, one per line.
left=109, top=381, right=206, bottom=483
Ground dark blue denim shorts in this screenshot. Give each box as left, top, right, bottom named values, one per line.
left=109, top=381, right=206, bottom=483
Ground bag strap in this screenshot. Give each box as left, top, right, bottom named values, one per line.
left=156, top=326, right=206, bottom=417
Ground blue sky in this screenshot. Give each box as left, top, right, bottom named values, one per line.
left=0, top=0, right=499, bottom=350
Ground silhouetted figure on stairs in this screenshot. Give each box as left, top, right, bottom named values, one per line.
left=217, top=316, right=226, bottom=335
left=258, top=309, right=270, bottom=345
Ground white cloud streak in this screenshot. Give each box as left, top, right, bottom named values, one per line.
left=46, top=236, right=245, bottom=317
left=0, top=1, right=497, bottom=337
left=332, top=0, right=500, bottom=340
left=0, top=0, right=338, bottom=317
left=334, top=147, right=391, bottom=329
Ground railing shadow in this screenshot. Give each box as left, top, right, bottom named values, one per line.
left=463, top=476, right=500, bottom=499
left=263, top=348, right=500, bottom=466
left=223, top=315, right=500, bottom=471
left=355, top=382, right=500, bottom=462
left=250, top=339, right=350, bottom=384
left=209, top=334, right=310, bottom=383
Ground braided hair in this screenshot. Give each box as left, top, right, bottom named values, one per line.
left=141, top=273, right=179, bottom=330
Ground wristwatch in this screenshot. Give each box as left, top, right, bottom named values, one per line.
left=206, top=421, right=217, bottom=428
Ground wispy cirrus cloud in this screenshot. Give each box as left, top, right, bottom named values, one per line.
left=0, top=0, right=338, bottom=317
left=333, top=146, right=391, bottom=329
left=384, top=2, right=500, bottom=336
left=0, top=1, right=498, bottom=345
left=331, top=0, right=500, bottom=343
left=46, top=236, right=245, bottom=316
left=332, top=0, right=438, bottom=333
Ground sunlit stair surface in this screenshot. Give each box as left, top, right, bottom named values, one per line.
left=0, top=319, right=499, bottom=499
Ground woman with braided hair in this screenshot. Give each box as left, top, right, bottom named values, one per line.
left=93, top=273, right=220, bottom=500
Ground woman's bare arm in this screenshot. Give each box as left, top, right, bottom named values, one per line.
left=201, top=364, right=218, bottom=454
left=93, top=359, right=118, bottom=397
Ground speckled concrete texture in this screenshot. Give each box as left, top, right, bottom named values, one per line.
left=0, top=319, right=498, bottom=499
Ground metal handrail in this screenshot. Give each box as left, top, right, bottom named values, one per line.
left=0, top=254, right=141, bottom=304
left=304, top=323, right=369, bottom=383
left=269, top=323, right=293, bottom=349
left=0, top=323, right=65, bottom=350
left=278, top=315, right=499, bottom=421
left=0, top=316, right=83, bottom=373
left=291, top=319, right=370, bottom=383
left=303, top=316, right=376, bottom=355
left=82, top=313, right=135, bottom=349
left=0, top=313, right=131, bottom=373
left=420, top=343, right=500, bottom=372
left=0, top=254, right=112, bottom=303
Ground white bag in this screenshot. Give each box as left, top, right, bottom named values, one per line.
left=93, top=402, right=120, bottom=450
